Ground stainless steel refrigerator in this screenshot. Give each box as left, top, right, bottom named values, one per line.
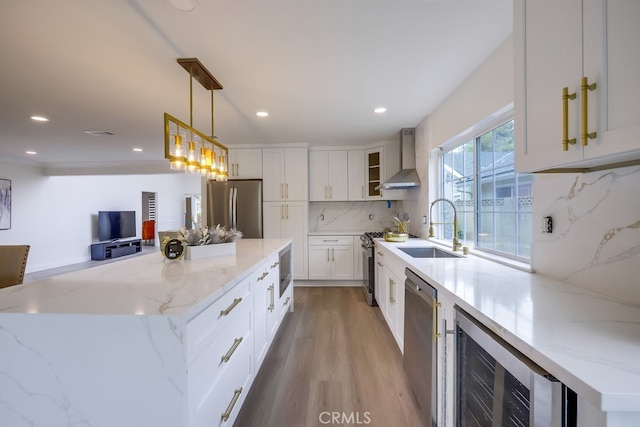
left=206, top=180, right=263, bottom=238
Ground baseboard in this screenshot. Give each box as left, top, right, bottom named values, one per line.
left=294, top=280, right=361, bottom=287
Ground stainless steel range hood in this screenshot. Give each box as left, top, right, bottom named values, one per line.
left=380, top=128, right=421, bottom=189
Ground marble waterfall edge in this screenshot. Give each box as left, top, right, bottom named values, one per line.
left=185, top=242, right=236, bottom=260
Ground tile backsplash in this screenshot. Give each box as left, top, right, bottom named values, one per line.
left=532, top=165, right=640, bottom=304
left=308, top=201, right=399, bottom=233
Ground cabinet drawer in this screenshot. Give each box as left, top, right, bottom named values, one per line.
left=186, top=279, right=251, bottom=363
left=309, top=236, right=352, bottom=246
left=189, top=329, right=253, bottom=427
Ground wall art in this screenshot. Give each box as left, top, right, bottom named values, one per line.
left=0, top=179, right=11, bottom=230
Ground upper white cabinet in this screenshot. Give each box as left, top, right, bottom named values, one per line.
left=309, top=150, right=349, bottom=201
left=365, top=143, right=403, bottom=200
left=228, top=148, right=262, bottom=179
left=347, top=150, right=365, bottom=201
left=263, top=147, right=308, bottom=201
left=515, top=0, right=640, bottom=172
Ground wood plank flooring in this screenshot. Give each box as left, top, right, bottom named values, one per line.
left=234, top=286, right=428, bottom=427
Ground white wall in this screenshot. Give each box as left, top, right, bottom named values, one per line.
left=0, top=161, right=201, bottom=273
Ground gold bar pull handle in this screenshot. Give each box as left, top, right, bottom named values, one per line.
left=221, top=387, right=243, bottom=421
left=581, top=76, right=597, bottom=146
left=221, top=337, right=243, bottom=363
left=433, top=298, right=441, bottom=341
left=220, top=297, right=242, bottom=317
left=562, top=86, right=577, bottom=151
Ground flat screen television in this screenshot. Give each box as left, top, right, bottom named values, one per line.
left=98, top=211, right=136, bottom=241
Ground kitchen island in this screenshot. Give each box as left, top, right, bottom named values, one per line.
left=375, top=238, right=640, bottom=427
left=0, top=238, right=292, bottom=427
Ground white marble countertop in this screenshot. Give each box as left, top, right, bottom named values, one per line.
left=375, top=238, right=640, bottom=413
left=0, top=239, right=291, bottom=319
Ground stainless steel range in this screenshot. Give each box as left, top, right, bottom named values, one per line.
left=360, top=231, right=417, bottom=306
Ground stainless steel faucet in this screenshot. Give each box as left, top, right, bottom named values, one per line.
left=429, top=198, right=462, bottom=252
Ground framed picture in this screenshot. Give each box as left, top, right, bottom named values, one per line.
left=0, top=178, right=11, bottom=230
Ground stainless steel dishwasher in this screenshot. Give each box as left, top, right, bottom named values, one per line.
left=404, top=268, right=438, bottom=427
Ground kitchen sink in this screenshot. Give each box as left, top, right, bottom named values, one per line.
left=397, top=246, right=462, bottom=258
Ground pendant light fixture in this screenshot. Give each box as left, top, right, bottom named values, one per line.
left=164, top=58, right=228, bottom=180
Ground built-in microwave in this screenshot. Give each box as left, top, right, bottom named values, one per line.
left=278, top=244, right=292, bottom=298
left=455, top=307, right=577, bottom=427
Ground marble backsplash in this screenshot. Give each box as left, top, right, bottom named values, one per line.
left=308, top=201, right=400, bottom=233
left=532, top=165, right=640, bottom=304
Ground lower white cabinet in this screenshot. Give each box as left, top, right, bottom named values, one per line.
left=373, top=243, right=405, bottom=352
left=186, top=246, right=293, bottom=427
left=253, top=254, right=280, bottom=369
left=308, top=236, right=354, bottom=280
left=187, top=274, right=254, bottom=427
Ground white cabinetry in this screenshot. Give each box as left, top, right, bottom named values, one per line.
left=253, top=254, right=280, bottom=370
left=365, top=143, right=403, bottom=200
left=515, top=0, right=640, bottom=172
left=187, top=276, right=253, bottom=427
left=373, top=243, right=405, bottom=351
left=263, top=201, right=308, bottom=279
left=347, top=149, right=365, bottom=201
left=263, top=147, right=308, bottom=201
left=308, top=236, right=354, bottom=280
left=309, top=150, right=349, bottom=201
left=228, top=148, right=262, bottom=179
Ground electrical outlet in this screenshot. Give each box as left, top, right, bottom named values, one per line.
left=542, top=216, right=553, bottom=233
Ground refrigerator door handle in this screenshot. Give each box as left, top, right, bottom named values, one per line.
left=232, top=187, right=238, bottom=230
left=228, top=187, right=234, bottom=228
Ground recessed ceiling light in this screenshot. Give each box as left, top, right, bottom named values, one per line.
left=374, top=107, right=387, bottom=114
left=26, top=150, right=37, bottom=155
left=133, top=148, right=143, bottom=152
left=167, top=0, right=198, bottom=12
left=256, top=111, right=269, bottom=117
left=30, top=115, right=49, bottom=122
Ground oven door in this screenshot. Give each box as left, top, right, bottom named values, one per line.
left=361, top=237, right=376, bottom=306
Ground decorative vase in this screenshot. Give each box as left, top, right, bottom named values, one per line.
left=184, top=241, right=236, bottom=260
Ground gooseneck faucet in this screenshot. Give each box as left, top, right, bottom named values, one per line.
left=429, top=198, right=462, bottom=252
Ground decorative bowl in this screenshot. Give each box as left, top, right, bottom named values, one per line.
left=384, top=232, right=408, bottom=242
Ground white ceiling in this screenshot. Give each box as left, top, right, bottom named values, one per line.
left=0, top=0, right=512, bottom=174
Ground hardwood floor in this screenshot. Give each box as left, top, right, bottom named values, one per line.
left=234, top=286, right=428, bottom=427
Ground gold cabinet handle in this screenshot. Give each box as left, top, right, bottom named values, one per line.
left=376, top=261, right=383, bottom=267
left=221, top=337, right=243, bottom=363
left=581, top=76, right=597, bottom=146
left=376, top=251, right=383, bottom=256
left=562, top=86, right=577, bottom=151
left=221, top=387, right=243, bottom=421
left=389, top=278, right=395, bottom=304
left=433, top=298, right=441, bottom=341
left=268, top=284, right=275, bottom=312
left=257, top=271, right=268, bottom=281
left=220, top=297, right=242, bottom=317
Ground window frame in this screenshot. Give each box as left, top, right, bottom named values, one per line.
left=433, top=108, right=532, bottom=263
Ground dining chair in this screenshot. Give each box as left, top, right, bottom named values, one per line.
left=0, top=245, right=31, bottom=288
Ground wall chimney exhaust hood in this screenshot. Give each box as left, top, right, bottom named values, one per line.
left=379, top=128, right=421, bottom=190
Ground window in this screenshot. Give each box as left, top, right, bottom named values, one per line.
left=438, top=119, right=532, bottom=260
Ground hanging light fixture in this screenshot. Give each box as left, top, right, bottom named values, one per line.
left=164, top=58, right=228, bottom=180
